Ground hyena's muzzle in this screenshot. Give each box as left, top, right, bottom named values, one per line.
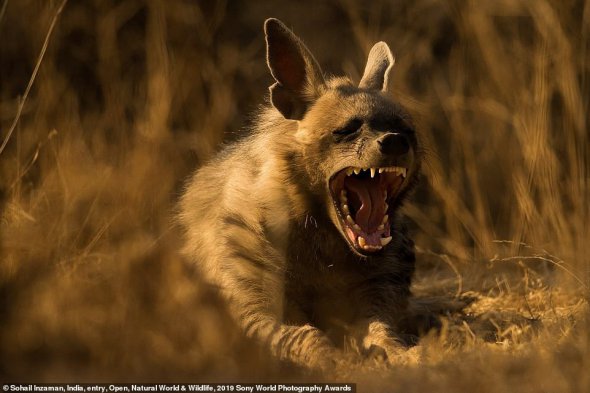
left=329, top=130, right=416, bottom=256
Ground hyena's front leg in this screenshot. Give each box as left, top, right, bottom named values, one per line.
left=231, top=297, right=355, bottom=370
left=360, top=319, right=413, bottom=363
left=218, top=249, right=350, bottom=370
left=256, top=319, right=344, bottom=369
left=353, top=286, right=420, bottom=364
left=356, top=296, right=444, bottom=365
left=359, top=306, right=441, bottom=365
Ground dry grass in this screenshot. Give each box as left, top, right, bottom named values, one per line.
left=1, top=0, right=589, bottom=391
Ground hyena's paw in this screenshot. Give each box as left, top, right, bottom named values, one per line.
left=362, top=334, right=421, bottom=366
left=367, top=342, right=421, bottom=366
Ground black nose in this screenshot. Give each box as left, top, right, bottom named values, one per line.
left=378, top=133, right=410, bottom=156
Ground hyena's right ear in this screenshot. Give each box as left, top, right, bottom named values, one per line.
left=359, top=42, right=395, bottom=92
left=264, top=18, right=325, bottom=120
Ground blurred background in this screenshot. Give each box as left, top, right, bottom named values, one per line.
left=0, top=0, right=588, bottom=390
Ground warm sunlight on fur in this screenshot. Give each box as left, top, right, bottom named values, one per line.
left=0, top=1, right=588, bottom=391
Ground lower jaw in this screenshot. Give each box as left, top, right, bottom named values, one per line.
left=340, top=217, right=392, bottom=254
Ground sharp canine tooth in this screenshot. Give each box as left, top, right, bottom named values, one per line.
left=346, top=215, right=354, bottom=225
left=354, top=168, right=360, bottom=175
left=370, top=168, right=376, bottom=178
left=378, top=168, right=384, bottom=174
left=381, top=236, right=392, bottom=246
left=358, top=236, right=366, bottom=248
left=401, top=168, right=407, bottom=178
left=353, top=224, right=361, bottom=231
left=378, top=224, right=385, bottom=231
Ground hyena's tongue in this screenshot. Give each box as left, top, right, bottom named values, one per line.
left=344, top=176, right=386, bottom=233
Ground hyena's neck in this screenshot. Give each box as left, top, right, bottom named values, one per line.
left=287, top=221, right=343, bottom=269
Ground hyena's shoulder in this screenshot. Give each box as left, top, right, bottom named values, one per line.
left=177, top=114, right=306, bottom=280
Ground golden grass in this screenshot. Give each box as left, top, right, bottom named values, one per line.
left=1, top=0, right=588, bottom=391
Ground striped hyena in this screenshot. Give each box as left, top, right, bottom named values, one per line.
left=179, top=18, right=423, bottom=370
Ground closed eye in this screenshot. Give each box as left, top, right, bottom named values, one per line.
left=332, top=118, right=363, bottom=137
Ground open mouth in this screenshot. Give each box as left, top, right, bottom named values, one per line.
left=329, top=166, right=407, bottom=254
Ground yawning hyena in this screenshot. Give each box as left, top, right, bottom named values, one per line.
left=179, top=18, right=422, bottom=370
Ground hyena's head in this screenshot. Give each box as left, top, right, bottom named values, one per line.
left=265, top=19, right=420, bottom=257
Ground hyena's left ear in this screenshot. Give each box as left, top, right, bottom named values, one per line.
left=359, top=42, right=395, bottom=92
left=264, top=18, right=325, bottom=120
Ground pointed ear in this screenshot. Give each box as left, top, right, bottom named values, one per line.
left=358, top=42, right=395, bottom=91
left=264, top=18, right=325, bottom=120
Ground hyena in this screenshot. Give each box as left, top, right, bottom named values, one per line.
left=179, top=18, right=422, bottom=370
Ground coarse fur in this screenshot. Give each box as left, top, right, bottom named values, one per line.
left=178, top=18, right=424, bottom=370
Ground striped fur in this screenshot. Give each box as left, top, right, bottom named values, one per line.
left=178, top=18, right=421, bottom=370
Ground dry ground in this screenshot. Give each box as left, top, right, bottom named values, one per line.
left=1, top=1, right=589, bottom=392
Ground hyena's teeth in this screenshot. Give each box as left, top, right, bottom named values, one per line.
left=378, top=224, right=385, bottom=231
left=358, top=236, right=366, bottom=248
left=381, top=236, right=393, bottom=246
left=382, top=215, right=389, bottom=224
left=342, top=204, right=349, bottom=214
left=344, top=166, right=406, bottom=178
left=381, top=166, right=408, bottom=176
left=353, top=223, right=362, bottom=231
left=346, top=215, right=355, bottom=225
left=393, top=166, right=407, bottom=177
left=340, top=191, right=347, bottom=204
left=384, top=202, right=389, bottom=211
left=363, top=244, right=382, bottom=251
